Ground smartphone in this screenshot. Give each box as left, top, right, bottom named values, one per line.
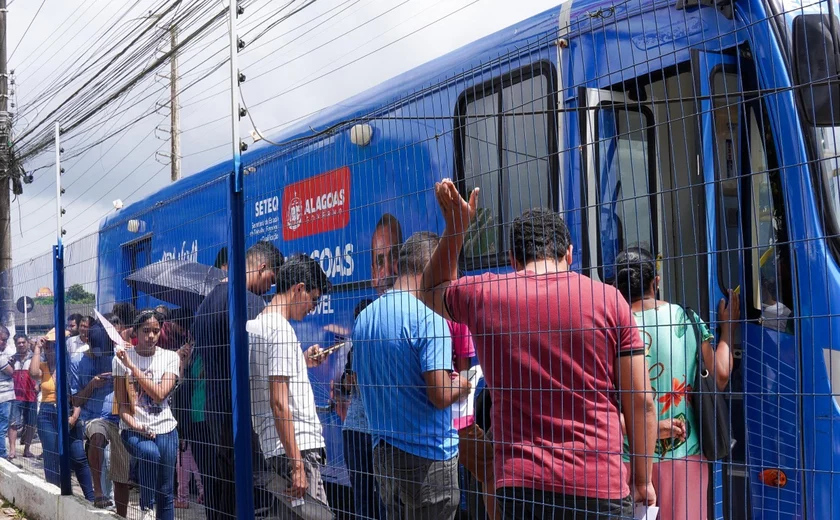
left=310, top=342, right=346, bottom=359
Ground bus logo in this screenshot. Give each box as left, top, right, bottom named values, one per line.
left=282, top=167, right=351, bottom=240
left=287, top=194, right=302, bottom=231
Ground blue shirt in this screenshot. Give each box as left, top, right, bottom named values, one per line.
left=69, top=325, right=118, bottom=423
left=353, top=290, right=457, bottom=461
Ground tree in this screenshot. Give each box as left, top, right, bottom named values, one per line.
left=65, top=284, right=95, bottom=304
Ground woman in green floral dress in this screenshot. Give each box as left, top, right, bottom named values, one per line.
left=615, top=248, right=739, bottom=520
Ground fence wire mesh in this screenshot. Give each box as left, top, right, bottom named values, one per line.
left=3, top=0, right=840, bottom=519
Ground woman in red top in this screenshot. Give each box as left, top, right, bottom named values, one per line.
left=9, top=333, right=37, bottom=459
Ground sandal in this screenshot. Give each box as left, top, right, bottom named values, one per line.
left=94, top=497, right=113, bottom=509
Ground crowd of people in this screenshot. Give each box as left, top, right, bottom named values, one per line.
left=0, top=178, right=741, bottom=520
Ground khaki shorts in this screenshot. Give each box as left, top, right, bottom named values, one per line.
left=85, top=419, right=130, bottom=484
left=458, top=423, right=495, bottom=484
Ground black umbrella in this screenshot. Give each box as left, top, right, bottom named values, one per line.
left=125, top=259, right=226, bottom=311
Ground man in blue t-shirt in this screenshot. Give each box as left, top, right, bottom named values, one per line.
left=354, top=231, right=471, bottom=520
left=72, top=322, right=131, bottom=515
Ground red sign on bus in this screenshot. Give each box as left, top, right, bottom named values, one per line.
left=282, top=167, right=351, bottom=240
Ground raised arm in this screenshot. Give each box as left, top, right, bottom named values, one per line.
left=115, top=350, right=178, bottom=403
left=419, top=180, right=479, bottom=320
left=701, top=290, right=740, bottom=390
left=29, top=340, right=43, bottom=379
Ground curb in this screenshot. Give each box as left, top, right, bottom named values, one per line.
left=0, top=458, right=115, bottom=520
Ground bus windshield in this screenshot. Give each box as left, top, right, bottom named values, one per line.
left=818, top=127, right=840, bottom=232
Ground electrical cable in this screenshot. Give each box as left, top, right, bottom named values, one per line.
left=9, top=0, right=47, bottom=61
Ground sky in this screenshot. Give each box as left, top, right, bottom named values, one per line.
left=5, top=0, right=560, bottom=297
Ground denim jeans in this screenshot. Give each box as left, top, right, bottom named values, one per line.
left=36, top=403, right=96, bottom=501
left=0, top=400, right=11, bottom=459
left=343, top=429, right=385, bottom=519
left=122, top=429, right=178, bottom=520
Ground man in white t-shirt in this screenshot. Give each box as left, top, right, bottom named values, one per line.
left=248, top=254, right=333, bottom=520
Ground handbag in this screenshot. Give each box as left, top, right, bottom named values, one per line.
left=684, top=306, right=732, bottom=461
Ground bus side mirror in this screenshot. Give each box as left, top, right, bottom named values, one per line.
left=793, top=14, right=840, bottom=126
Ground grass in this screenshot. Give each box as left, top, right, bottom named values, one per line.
left=0, top=499, right=26, bottom=520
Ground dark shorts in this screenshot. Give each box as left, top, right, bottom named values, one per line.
left=10, top=401, right=37, bottom=430
left=497, top=487, right=634, bottom=519
left=373, top=441, right=460, bottom=520
left=261, top=449, right=333, bottom=520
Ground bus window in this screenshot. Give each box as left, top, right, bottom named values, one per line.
left=121, top=236, right=152, bottom=308
left=462, top=92, right=501, bottom=259
left=713, top=70, right=743, bottom=293
left=502, top=76, right=551, bottom=221
left=457, top=63, right=557, bottom=265
left=597, top=106, right=655, bottom=281
left=748, top=107, right=794, bottom=332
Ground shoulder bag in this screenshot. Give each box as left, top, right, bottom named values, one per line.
left=684, top=306, right=732, bottom=461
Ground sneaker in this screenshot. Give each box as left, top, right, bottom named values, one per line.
left=140, top=509, right=155, bottom=520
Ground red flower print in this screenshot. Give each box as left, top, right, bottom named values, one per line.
left=658, top=378, right=691, bottom=414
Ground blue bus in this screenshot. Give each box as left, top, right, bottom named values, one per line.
left=93, top=0, right=840, bottom=517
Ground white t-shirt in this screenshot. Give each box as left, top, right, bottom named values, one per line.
left=112, top=347, right=179, bottom=435
left=248, top=312, right=324, bottom=459
left=66, top=336, right=90, bottom=355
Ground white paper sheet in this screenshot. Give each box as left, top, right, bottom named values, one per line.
left=452, top=365, right=483, bottom=424
left=634, top=504, right=659, bottom=520
left=94, top=309, right=128, bottom=370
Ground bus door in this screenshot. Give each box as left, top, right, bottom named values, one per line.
left=580, top=88, right=657, bottom=283
left=694, top=48, right=802, bottom=520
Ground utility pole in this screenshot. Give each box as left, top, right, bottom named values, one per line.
left=170, top=24, right=180, bottom=182
left=0, top=0, right=14, bottom=334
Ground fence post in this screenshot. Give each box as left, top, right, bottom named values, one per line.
left=226, top=2, right=255, bottom=519
left=52, top=122, right=72, bottom=495
left=52, top=243, right=71, bottom=495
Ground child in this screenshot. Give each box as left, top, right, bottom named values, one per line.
left=175, top=439, right=204, bottom=508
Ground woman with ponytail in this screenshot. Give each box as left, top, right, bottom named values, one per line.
left=614, top=248, right=739, bottom=520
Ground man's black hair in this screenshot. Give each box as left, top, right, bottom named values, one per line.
left=509, top=208, right=572, bottom=266
left=246, top=241, right=284, bottom=275
left=13, top=333, right=27, bottom=343
left=214, top=247, right=229, bottom=269
left=275, top=254, right=332, bottom=295
left=111, top=302, right=137, bottom=326
left=68, top=313, right=83, bottom=325
left=397, top=231, right=440, bottom=276
left=102, top=312, right=123, bottom=329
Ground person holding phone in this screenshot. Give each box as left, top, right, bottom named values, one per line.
left=76, top=321, right=132, bottom=515
left=248, top=254, right=333, bottom=519
left=114, top=310, right=181, bottom=520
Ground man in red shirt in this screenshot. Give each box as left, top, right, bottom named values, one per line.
left=420, top=180, right=658, bottom=518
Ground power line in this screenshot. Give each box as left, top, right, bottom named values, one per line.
left=8, top=0, right=46, bottom=60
